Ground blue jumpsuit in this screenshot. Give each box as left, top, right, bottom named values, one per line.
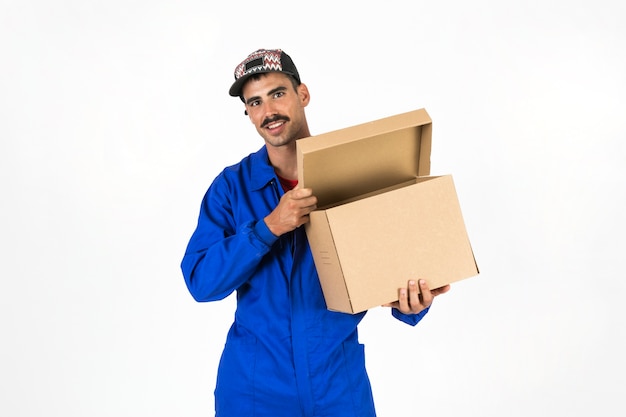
left=181, top=146, right=429, bottom=417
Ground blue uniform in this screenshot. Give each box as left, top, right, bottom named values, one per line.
left=181, top=146, right=429, bottom=417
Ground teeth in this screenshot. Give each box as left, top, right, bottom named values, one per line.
left=267, top=121, right=284, bottom=129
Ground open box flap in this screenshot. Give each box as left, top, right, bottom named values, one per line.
left=296, top=108, right=432, bottom=208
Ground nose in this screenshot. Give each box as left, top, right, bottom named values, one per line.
left=262, top=100, right=278, bottom=118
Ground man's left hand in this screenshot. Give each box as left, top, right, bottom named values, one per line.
left=383, top=279, right=451, bottom=315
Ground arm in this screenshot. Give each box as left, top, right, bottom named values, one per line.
left=180, top=181, right=277, bottom=302
left=181, top=178, right=317, bottom=302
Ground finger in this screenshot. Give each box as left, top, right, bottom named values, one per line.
left=290, top=193, right=317, bottom=212
left=292, top=187, right=313, bottom=199
left=397, top=287, right=410, bottom=313
left=300, top=196, right=317, bottom=211
left=408, top=280, right=421, bottom=308
left=419, top=279, right=434, bottom=307
left=296, top=201, right=317, bottom=222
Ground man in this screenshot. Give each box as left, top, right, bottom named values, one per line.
left=181, top=48, right=450, bottom=417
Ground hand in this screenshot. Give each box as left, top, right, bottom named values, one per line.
left=383, top=279, right=451, bottom=315
left=264, top=187, right=317, bottom=236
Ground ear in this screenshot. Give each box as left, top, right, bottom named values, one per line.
left=298, top=83, right=311, bottom=107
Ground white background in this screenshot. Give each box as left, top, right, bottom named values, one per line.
left=2, top=1, right=625, bottom=416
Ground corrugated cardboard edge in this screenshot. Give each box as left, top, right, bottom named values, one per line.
left=305, top=211, right=353, bottom=313
left=418, top=121, right=432, bottom=176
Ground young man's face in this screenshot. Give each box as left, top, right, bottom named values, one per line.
left=241, top=72, right=310, bottom=148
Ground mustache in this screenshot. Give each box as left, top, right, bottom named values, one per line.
left=261, top=115, right=290, bottom=128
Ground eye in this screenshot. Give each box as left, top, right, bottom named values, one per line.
left=273, top=91, right=285, bottom=99
left=249, top=99, right=261, bottom=107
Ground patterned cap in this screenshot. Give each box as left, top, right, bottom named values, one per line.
left=229, top=49, right=301, bottom=97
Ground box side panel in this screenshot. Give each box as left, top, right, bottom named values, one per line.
left=326, top=175, right=478, bottom=312
left=305, top=211, right=354, bottom=313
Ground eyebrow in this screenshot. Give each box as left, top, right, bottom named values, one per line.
left=245, top=86, right=288, bottom=106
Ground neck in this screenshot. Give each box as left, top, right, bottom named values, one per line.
left=267, top=122, right=311, bottom=181
left=267, top=142, right=298, bottom=180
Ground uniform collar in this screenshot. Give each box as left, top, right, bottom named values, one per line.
left=249, top=146, right=279, bottom=191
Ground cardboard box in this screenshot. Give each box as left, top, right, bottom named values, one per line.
left=297, top=108, right=478, bottom=314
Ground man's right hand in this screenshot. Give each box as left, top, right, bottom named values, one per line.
left=264, top=187, right=318, bottom=236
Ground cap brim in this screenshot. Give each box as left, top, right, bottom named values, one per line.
left=229, top=70, right=298, bottom=97
left=228, top=73, right=253, bottom=97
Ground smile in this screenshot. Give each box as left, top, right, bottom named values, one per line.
left=262, top=115, right=290, bottom=130
left=266, top=121, right=285, bottom=129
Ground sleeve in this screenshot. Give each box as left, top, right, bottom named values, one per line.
left=391, top=306, right=430, bottom=326
left=180, top=174, right=278, bottom=302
